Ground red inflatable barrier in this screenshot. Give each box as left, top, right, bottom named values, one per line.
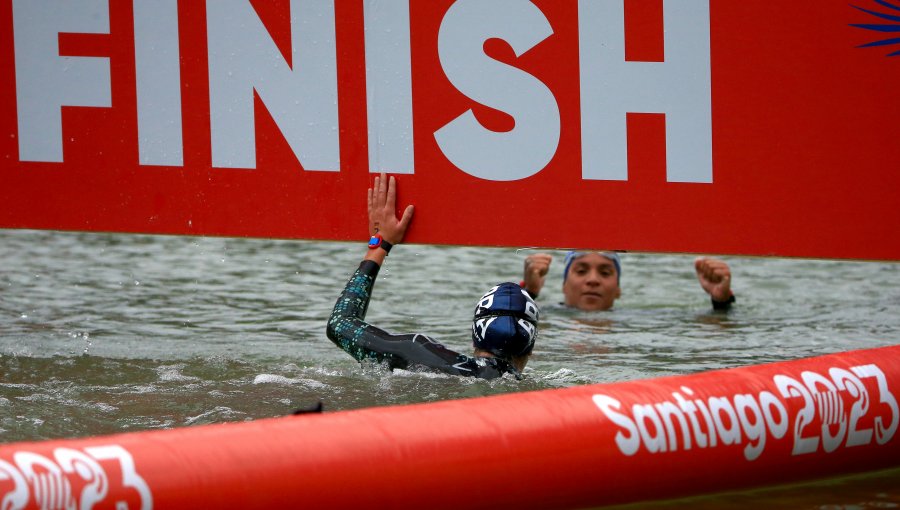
left=1, top=345, right=898, bottom=509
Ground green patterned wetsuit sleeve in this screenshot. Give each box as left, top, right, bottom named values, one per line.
left=325, top=260, right=386, bottom=363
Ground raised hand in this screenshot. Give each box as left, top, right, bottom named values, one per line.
left=694, top=257, right=733, bottom=302
left=367, top=172, right=414, bottom=245
left=523, top=253, right=553, bottom=298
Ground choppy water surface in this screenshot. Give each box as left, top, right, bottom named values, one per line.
left=1, top=229, right=898, bottom=508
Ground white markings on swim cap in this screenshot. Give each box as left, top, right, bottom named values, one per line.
left=476, top=285, right=500, bottom=314
left=518, top=318, right=536, bottom=340
left=474, top=316, right=498, bottom=340
left=520, top=288, right=539, bottom=322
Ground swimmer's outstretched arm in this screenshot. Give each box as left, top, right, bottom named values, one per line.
left=326, top=173, right=414, bottom=360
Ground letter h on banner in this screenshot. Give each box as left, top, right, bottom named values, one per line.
left=579, top=0, right=712, bottom=183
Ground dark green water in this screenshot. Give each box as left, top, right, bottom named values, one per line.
left=1, top=229, right=898, bottom=508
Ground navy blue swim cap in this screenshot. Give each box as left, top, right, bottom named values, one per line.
left=472, top=282, right=539, bottom=358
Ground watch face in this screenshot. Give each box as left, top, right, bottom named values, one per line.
left=368, top=235, right=381, bottom=248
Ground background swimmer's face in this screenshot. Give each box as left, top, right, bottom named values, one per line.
left=562, top=253, right=621, bottom=311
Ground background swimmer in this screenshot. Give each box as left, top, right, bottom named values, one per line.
left=521, top=251, right=734, bottom=312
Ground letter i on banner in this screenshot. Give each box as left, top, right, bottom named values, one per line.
left=134, top=0, right=184, bottom=167
left=364, top=0, right=415, bottom=174
left=579, top=0, right=712, bottom=183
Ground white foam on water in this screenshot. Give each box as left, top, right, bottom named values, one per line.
left=253, top=373, right=328, bottom=390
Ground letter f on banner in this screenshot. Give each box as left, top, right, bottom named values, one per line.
left=579, top=0, right=712, bottom=183
left=12, top=0, right=112, bottom=163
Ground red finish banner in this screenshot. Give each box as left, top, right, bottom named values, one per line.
left=1, top=0, right=898, bottom=260
left=0, top=345, right=898, bottom=509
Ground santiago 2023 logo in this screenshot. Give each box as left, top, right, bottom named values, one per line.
left=851, top=0, right=900, bottom=56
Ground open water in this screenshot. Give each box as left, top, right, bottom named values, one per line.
left=1, top=229, right=898, bottom=508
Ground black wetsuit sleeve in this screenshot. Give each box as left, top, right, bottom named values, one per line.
left=326, top=260, right=511, bottom=379
left=711, top=294, right=736, bottom=312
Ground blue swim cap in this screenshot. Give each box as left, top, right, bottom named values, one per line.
left=472, top=282, right=539, bottom=358
left=563, top=251, right=622, bottom=285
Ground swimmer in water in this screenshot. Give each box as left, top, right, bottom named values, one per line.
left=326, top=173, right=539, bottom=379
left=521, top=251, right=735, bottom=312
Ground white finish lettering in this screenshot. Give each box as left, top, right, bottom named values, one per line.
left=134, top=0, right=183, bottom=166
left=12, top=0, right=112, bottom=162
left=206, top=0, right=339, bottom=170
left=579, top=0, right=712, bottom=182
left=9, top=1, right=719, bottom=185
left=364, top=0, right=414, bottom=174
left=434, top=0, right=560, bottom=181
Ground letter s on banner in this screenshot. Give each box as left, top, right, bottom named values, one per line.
left=434, top=0, right=560, bottom=181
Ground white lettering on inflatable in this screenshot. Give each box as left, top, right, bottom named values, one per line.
left=655, top=401, right=690, bottom=451
left=774, top=374, right=820, bottom=455
left=734, top=394, right=765, bottom=461
left=206, top=0, right=339, bottom=170
left=803, top=371, right=847, bottom=453
left=830, top=367, right=873, bottom=447
left=11, top=0, right=112, bottom=163
left=13, top=452, right=77, bottom=510
left=364, top=0, right=415, bottom=174
left=673, top=387, right=708, bottom=448
left=434, top=0, right=561, bottom=181
left=84, top=446, right=152, bottom=510
left=578, top=0, right=713, bottom=182
left=0, top=446, right=152, bottom=510
left=134, top=0, right=184, bottom=166
left=592, top=395, right=640, bottom=455
left=852, top=364, right=899, bottom=444
left=53, top=448, right=109, bottom=510
left=691, top=388, right=718, bottom=448
left=758, top=390, right=789, bottom=441
left=592, top=363, right=897, bottom=461
left=634, top=403, right=666, bottom=453
left=0, top=459, right=28, bottom=510
left=709, top=396, right=741, bottom=446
